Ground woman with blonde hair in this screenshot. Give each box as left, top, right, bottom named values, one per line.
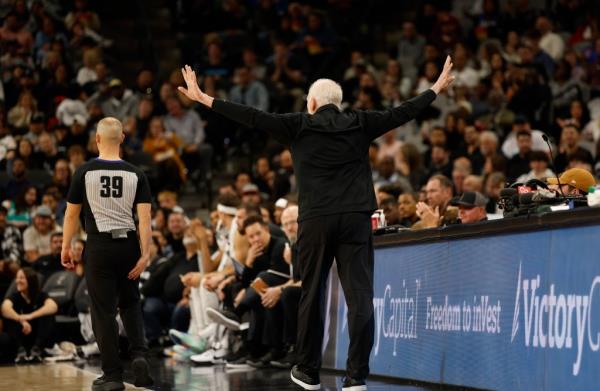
left=8, top=91, right=37, bottom=131
left=143, top=116, right=187, bottom=190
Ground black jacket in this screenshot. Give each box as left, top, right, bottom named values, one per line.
left=212, top=90, right=437, bottom=221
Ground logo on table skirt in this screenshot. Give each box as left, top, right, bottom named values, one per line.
left=511, top=262, right=600, bottom=376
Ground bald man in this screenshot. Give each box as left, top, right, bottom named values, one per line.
left=61, top=117, right=153, bottom=391
left=179, top=59, right=455, bottom=390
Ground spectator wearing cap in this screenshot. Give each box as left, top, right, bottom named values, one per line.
left=507, top=131, right=533, bottom=182
left=546, top=167, right=596, bottom=196
left=100, top=78, right=139, bottom=121
left=516, top=151, right=555, bottom=183
left=24, top=113, right=45, bottom=146
left=451, top=191, right=489, bottom=224
left=23, top=205, right=61, bottom=263
left=241, top=184, right=262, bottom=206
left=0, top=205, right=23, bottom=296
left=555, top=124, right=594, bottom=173
left=273, top=198, right=293, bottom=226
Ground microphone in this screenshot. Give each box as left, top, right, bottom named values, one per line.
left=541, top=133, right=566, bottom=199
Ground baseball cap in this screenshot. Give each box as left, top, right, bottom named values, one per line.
left=546, top=168, right=596, bottom=193
left=242, top=184, right=259, bottom=194
left=31, top=113, right=45, bottom=124
left=109, top=78, right=123, bottom=88
left=35, top=205, right=53, bottom=218
left=450, top=192, right=489, bottom=208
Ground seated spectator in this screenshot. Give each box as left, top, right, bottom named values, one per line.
left=1, top=267, right=58, bottom=363
left=426, top=145, right=453, bottom=179
left=23, top=112, right=46, bottom=146
left=8, top=91, right=36, bottom=133
left=397, top=143, right=426, bottom=190
left=3, top=185, right=37, bottom=229
left=31, top=232, right=63, bottom=280
left=100, top=79, right=139, bottom=121
left=5, top=157, right=31, bottom=201
left=516, top=151, right=555, bottom=183
left=143, top=116, right=187, bottom=191
left=546, top=167, right=596, bottom=196
left=253, top=155, right=274, bottom=197
left=555, top=123, right=594, bottom=173
left=380, top=196, right=401, bottom=226
left=452, top=157, right=472, bottom=195
left=507, top=131, right=534, bottom=182
left=165, top=209, right=187, bottom=255
left=241, top=184, right=261, bottom=206
left=413, top=175, right=457, bottom=229
left=0, top=205, right=23, bottom=297
left=37, top=132, right=65, bottom=173
left=23, top=205, right=61, bottom=263
left=163, top=96, right=211, bottom=179
left=398, top=193, right=419, bottom=228
left=157, top=190, right=178, bottom=212
left=463, top=175, right=483, bottom=193
left=141, top=226, right=200, bottom=344
left=451, top=192, right=489, bottom=224
left=51, top=158, right=71, bottom=198
left=229, top=67, right=269, bottom=111
left=377, top=130, right=403, bottom=169
left=484, top=172, right=506, bottom=214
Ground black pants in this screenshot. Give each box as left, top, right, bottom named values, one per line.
left=280, top=285, right=301, bottom=346
left=4, top=314, right=54, bottom=351
left=296, top=212, right=374, bottom=379
left=84, top=232, right=148, bottom=381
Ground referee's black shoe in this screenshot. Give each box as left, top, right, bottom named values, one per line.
left=342, top=376, right=367, bottom=391
left=91, top=376, right=124, bottom=391
left=290, top=365, right=320, bottom=390
left=132, top=356, right=154, bottom=387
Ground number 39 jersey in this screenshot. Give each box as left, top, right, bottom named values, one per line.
left=67, top=158, right=152, bottom=234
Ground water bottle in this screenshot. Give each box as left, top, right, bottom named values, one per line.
left=587, top=185, right=600, bottom=207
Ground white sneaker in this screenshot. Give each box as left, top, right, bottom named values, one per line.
left=44, top=343, right=64, bottom=356
left=191, top=349, right=217, bottom=365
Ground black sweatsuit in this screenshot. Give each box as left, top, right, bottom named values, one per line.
left=212, top=89, right=437, bottom=379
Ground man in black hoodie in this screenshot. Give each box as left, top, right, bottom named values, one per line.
left=178, top=57, right=455, bottom=391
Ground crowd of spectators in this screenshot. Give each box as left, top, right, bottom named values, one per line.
left=0, top=0, right=600, bottom=366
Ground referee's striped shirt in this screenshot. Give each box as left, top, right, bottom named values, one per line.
left=67, top=158, right=152, bottom=234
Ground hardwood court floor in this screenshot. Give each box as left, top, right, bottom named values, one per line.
left=0, top=362, right=139, bottom=390
left=0, top=358, right=474, bottom=390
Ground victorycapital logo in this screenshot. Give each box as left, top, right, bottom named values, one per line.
left=511, top=262, right=600, bottom=376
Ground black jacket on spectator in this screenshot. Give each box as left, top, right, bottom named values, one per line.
left=212, top=89, right=437, bottom=221
left=241, top=235, right=288, bottom=286
left=33, top=253, right=63, bottom=280
left=141, top=252, right=198, bottom=303
left=507, top=152, right=532, bottom=182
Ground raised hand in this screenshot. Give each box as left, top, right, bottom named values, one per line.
left=431, top=55, right=455, bottom=95
left=178, top=65, right=214, bottom=107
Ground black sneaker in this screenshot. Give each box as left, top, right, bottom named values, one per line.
left=206, top=308, right=242, bottom=331
left=226, top=354, right=250, bottom=369
left=342, top=376, right=367, bottom=390
left=271, top=345, right=297, bottom=369
left=290, top=365, right=320, bottom=390
left=28, top=346, right=43, bottom=363
left=15, top=347, right=28, bottom=364
left=91, top=376, right=125, bottom=391
left=132, top=357, right=154, bottom=387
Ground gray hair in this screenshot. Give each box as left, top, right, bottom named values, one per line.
left=307, top=79, right=343, bottom=110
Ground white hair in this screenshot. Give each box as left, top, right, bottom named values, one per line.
left=307, top=79, right=343, bottom=110
left=480, top=130, right=498, bottom=145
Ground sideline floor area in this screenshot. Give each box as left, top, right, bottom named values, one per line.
left=0, top=356, right=475, bottom=390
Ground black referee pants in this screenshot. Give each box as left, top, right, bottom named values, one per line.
left=296, top=212, right=374, bottom=380
left=84, top=232, right=148, bottom=381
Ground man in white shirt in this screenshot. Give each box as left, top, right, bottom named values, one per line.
left=536, top=15, right=564, bottom=62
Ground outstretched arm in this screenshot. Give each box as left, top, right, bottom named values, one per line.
left=178, top=65, right=215, bottom=108
left=178, top=65, right=301, bottom=145
left=363, top=55, right=455, bottom=140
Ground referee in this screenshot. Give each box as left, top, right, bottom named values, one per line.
left=61, top=117, right=154, bottom=391
left=179, top=58, right=455, bottom=390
